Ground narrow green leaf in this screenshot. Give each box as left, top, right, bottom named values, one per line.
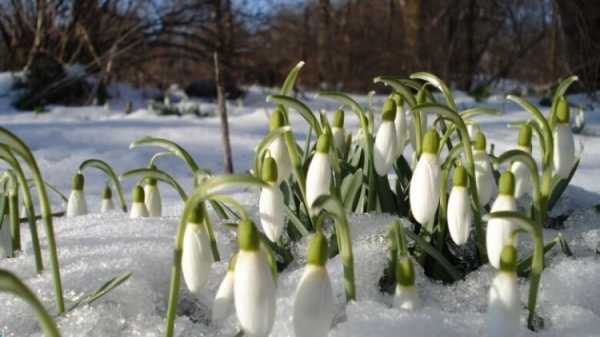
left=266, top=95, right=322, bottom=135
left=548, top=158, right=581, bottom=211
left=280, top=61, right=305, bottom=96
left=372, top=77, right=417, bottom=107
left=410, top=72, right=456, bottom=110
left=79, top=159, right=127, bottom=211
left=130, top=137, right=209, bottom=175
left=121, top=167, right=187, bottom=201
left=67, top=272, right=132, bottom=312
left=403, top=229, right=462, bottom=281
left=341, top=169, right=363, bottom=211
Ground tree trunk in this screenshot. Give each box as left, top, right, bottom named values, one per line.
left=555, top=0, right=600, bottom=89
left=399, top=0, right=424, bottom=69
left=317, top=0, right=331, bottom=87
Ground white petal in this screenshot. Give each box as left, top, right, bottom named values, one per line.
left=553, top=124, right=575, bottom=179
left=486, top=195, right=518, bottom=269
left=332, top=127, right=346, bottom=152
left=511, top=161, right=532, bottom=199
left=268, top=136, right=292, bottom=183
left=182, top=223, right=213, bottom=296
left=486, top=272, right=521, bottom=337
left=394, top=285, right=421, bottom=310
left=447, top=186, right=472, bottom=245
left=129, top=202, right=149, bottom=219
left=409, top=153, right=440, bottom=225
left=212, top=270, right=235, bottom=322
left=66, top=190, right=88, bottom=217
left=100, top=198, right=115, bottom=213
left=234, top=251, right=276, bottom=337
left=374, top=121, right=397, bottom=176
left=474, top=151, right=497, bottom=206
left=306, top=153, right=331, bottom=208
left=293, top=266, right=335, bottom=337
left=259, top=186, right=286, bottom=242
left=144, top=185, right=162, bottom=217
left=394, top=107, right=407, bottom=156
left=467, top=123, right=481, bottom=139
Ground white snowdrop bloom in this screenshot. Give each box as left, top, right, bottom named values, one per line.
left=486, top=172, right=519, bottom=269
left=0, top=199, right=12, bottom=258
left=259, top=157, right=286, bottom=242
left=66, top=173, right=88, bottom=217
left=374, top=98, right=398, bottom=176
left=553, top=98, right=575, bottom=179
left=234, top=220, right=276, bottom=337
left=394, top=97, right=408, bottom=157
left=331, top=109, right=346, bottom=153
left=473, top=132, right=497, bottom=206
left=293, top=233, right=335, bottom=337
left=129, top=185, right=149, bottom=219
left=467, top=122, right=481, bottom=139
left=511, top=125, right=533, bottom=199
left=267, top=108, right=292, bottom=183
left=410, top=130, right=440, bottom=225
left=212, top=255, right=236, bottom=322
left=100, top=185, right=115, bottom=213
left=487, top=246, right=521, bottom=337
left=182, top=206, right=213, bottom=296
left=393, top=257, right=421, bottom=310
left=306, top=135, right=331, bottom=209
left=447, top=166, right=472, bottom=245
left=144, top=178, right=162, bottom=217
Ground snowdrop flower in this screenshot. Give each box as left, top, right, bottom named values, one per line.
left=259, top=157, right=286, bottom=242
left=467, top=122, right=481, bottom=139
left=473, top=131, right=497, bottom=206
left=306, top=134, right=331, bottom=209
left=553, top=97, right=575, bottom=179
left=100, top=185, right=115, bottom=213
left=234, top=219, right=276, bottom=337
left=447, top=166, right=472, bottom=245
left=267, top=108, right=292, bottom=183
left=182, top=205, right=213, bottom=296
left=129, top=185, right=149, bottom=218
left=331, top=109, right=346, bottom=153
left=144, top=177, right=162, bottom=217
left=393, top=95, right=408, bottom=157
left=511, top=125, right=533, bottom=199
left=212, top=254, right=237, bottom=322
left=409, top=130, right=440, bottom=225
left=374, top=98, right=398, bottom=176
left=66, top=173, right=88, bottom=217
left=394, top=256, right=421, bottom=310
left=486, top=172, right=518, bottom=269
left=293, top=232, right=335, bottom=337
left=486, top=245, right=521, bottom=337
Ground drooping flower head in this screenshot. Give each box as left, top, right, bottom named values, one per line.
left=306, top=134, right=332, bottom=210
left=553, top=97, right=576, bottom=179
left=394, top=256, right=421, bottom=310
left=331, top=109, right=346, bottom=153
left=473, top=131, right=497, bottom=206
left=511, top=124, right=533, bottom=198
left=100, top=184, right=115, bottom=213
left=409, top=129, right=441, bottom=225
left=393, top=94, right=408, bottom=157
left=144, top=177, right=162, bottom=217
left=66, top=173, right=88, bottom=217
left=129, top=185, right=149, bottom=218
left=486, top=171, right=518, bottom=269
left=259, top=156, right=286, bottom=242
left=212, top=254, right=237, bottom=322
left=268, top=108, right=292, bottom=183
left=182, top=205, right=213, bottom=296
left=447, top=166, right=473, bottom=245
left=374, top=98, right=398, bottom=176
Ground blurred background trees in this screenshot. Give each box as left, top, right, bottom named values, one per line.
left=0, top=0, right=598, bottom=99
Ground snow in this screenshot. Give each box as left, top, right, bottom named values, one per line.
left=1, top=74, right=600, bottom=336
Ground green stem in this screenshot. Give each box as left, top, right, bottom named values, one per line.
left=9, top=190, right=19, bottom=251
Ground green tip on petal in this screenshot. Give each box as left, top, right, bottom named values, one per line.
left=473, top=131, right=486, bottom=151
left=316, top=134, right=330, bottom=153
left=422, top=129, right=440, bottom=154
left=262, top=156, right=278, bottom=183
left=396, top=257, right=416, bottom=287
left=556, top=97, right=570, bottom=123
left=132, top=185, right=145, bottom=203
left=499, top=245, right=518, bottom=272
left=382, top=98, right=397, bottom=121
left=72, top=173, right=84, bottom=191
left=518, top=124, right=532, bottom=149
left=269, top=108, right=286, bottom=130
left=228, top=253, right=238, bottom=271
left=102, top=185, right=112, bottom=199
left=453, top=166, right=468, bottom=187
left=307, top=232, right=328, bottom=266
left=333, top=109, right=345, bottom=128
left=187, top=205, right=205, bottom=224
left=238, top=219, right=260, bottom=251
left=498, top=171, right=515, bottom=196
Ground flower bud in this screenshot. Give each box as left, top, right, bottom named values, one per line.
left=409, top=130, right=441, bottom=225
left=447, top=166, right=472, bottom=245
left=182, top=205, right=213, bottom=296
left=129, top=185, right=149, bottom=218
left=374, top=99, right=398, bottom=175
left=66, top=173, right=87, bottom=217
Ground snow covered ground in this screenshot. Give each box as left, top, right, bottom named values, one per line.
left=0, top=75, right=599, bottom=336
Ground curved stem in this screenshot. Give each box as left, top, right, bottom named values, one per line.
left=79, top=159, right=128, bottom=212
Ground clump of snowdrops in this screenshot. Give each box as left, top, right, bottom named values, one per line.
left=0, top=62, right=581, bottom=337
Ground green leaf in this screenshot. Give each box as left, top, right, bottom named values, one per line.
left=121, top=167, right=187, bottom=201
left=79, top=159, right=127, bottom=211
left=284, top=206, right=310, bottom=236
left=280, top=61, right=305, bottom=96
left=341, top=169, right=363, bottom=211
left=550, top=76, right=578, bottom=127
left=266, top=95, right=322, bottom=135
left=403, top=228, right=462, bottom=281
left=548, top=158, right=580, bottom=211
left=67, top=272, right=132, bottom=312
left=130, top=137, right=208, bottom=175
